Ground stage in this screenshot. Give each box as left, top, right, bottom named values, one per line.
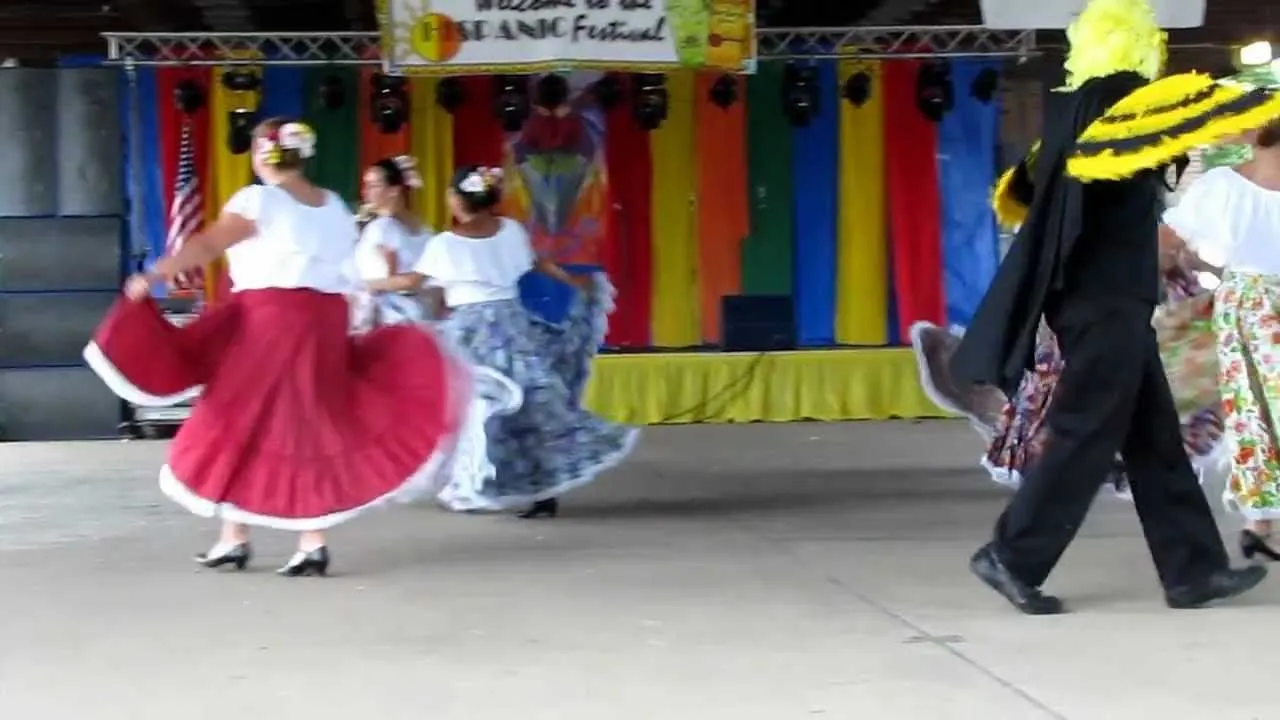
left=583, top=348, right=946, bottom=425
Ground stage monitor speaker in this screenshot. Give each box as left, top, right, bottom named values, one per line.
left=720, top=295, right=795, bottom=351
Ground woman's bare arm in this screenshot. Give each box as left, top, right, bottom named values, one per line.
left=152, top=212, right=254, bottom=281
left=367, top=271, right=426, bottom=293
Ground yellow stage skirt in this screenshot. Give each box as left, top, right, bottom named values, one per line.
left=581, top=348, right=947, bottom=425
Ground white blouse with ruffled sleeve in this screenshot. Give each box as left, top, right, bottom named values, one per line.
left=221, top=184, right=359, bottom=294
left=1163, top=166, right=1280, bottom=275
left=411, top=217, right=535, bottom=307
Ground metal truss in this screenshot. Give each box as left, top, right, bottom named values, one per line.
left=103, top=25, right=1036, bottom=66
left=755, top=25, right=1037, bottom=60
left=102, top=32, right=384, bottom=66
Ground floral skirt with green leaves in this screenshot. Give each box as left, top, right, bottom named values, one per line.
left=1215, top=271, right=1280, bottom=518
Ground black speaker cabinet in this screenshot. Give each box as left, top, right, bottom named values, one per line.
left=720, top=295, right=796, bottom=351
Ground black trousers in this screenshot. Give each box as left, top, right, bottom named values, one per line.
left=992, top=297, right=1228, bottom=590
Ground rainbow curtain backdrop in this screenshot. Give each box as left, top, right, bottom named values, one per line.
left=120, top=59, right=1000, bottom=346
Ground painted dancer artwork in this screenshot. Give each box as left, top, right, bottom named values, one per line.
left=501, top=71, right=609, bottom=265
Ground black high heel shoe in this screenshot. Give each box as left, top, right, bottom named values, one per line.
left=1241, top=530, right=1280, bottom=561
left=194, top=543, right=251, bottom=571
left=518, top=498, right=558, bottom=519
left=277, top=547, right=330, bottom=577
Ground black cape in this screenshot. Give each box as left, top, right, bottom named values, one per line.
left=950, top=72, right=1147, bottom=397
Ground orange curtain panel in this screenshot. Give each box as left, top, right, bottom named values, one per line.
left=694, top=72, right=748, bottom=344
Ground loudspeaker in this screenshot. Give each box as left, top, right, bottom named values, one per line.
left=721, top=295, right=795, bottom=351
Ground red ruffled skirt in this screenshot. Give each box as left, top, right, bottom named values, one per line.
left=83, top=288, right=470, bottom=530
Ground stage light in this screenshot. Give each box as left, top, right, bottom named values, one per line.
left=1240, top=41, right=1273, bottom=67
left=435, top=77, right=465, bottom=113
left=535, top=73, right=570, bottom=110
left=631, top=73, right=669, bottom=131
left=842, top=71, right=871, bottom=107
left=370, top=72, right=408, bottom=134
left=174, top=78, right=205, bottom=115
left=493, top=74, right=530, bottom=132
left=318, top=74, right=346, bottom=110
left=916, top=61, right=954, bottom=122
left=592, top=73, right=623, bottom=110
left=708, top=74, right=738, bottom=109
left=227, top=108, right=256, bottom=155
left=782, top=63, right=819, bottom=127
left=970, top=67, right=999, bottom=104
left=220, top=68, right=260, bottom=94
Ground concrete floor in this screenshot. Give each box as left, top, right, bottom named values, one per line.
left=0, top=420, right=1273, bottom=720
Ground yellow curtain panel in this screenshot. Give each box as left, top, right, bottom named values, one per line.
left=648, top=70, right=701, bottom=348
left=206, top=56, right=262, bottom=303
left=834, top=60, right=889, bottom=346
left=409, top=77, right=453, bottom=233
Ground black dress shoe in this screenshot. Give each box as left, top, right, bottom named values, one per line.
left=1165, top=565, right=1267, bottom=609
left=1240, top=530, right=1280, bottom=562
left=970, top=545, right=1066, bottom=615
left=277, top=547, right=330, bottom=577
left=194, top=543, right=251, bottom=571
left=517, top=498, right=558, bottom=519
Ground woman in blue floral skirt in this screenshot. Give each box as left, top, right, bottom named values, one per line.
left=369, top=165, right=638, bottom=518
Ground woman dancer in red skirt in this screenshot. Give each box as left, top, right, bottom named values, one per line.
left=83, top=118, right=470, bottom=576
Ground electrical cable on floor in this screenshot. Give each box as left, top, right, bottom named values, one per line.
left=655, top=350, right=769, bottom=424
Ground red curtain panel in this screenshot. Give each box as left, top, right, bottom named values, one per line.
left=451, top=75, right=506, bottom=171
left=883, top=59, right=945, bottom=339
left=601, top=89, right=654, bottom=348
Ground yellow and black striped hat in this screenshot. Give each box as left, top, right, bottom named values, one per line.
left=1067, top=72, right=1280, bottom=181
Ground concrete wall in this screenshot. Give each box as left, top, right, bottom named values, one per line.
left=0, top=68, right=123, bottom=441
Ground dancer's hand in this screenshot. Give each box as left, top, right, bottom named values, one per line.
left=123, top=273, right=153, bottom=301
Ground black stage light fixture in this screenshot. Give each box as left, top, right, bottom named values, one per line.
left=782, top=63, right=820, bottom=127
left=842, top=71, right=872, bottom=108
left=916, top=61, right=954, bottom=122
left=318, top=74, right=346, bottom=110
left=708, top=73, right=738, bottom=109
left=227, top=108, right=256, bottom=155
left=631, top=73, right=669, bottom=131
left=174, top=78, right=206, bottom=115
left=535, top=72, right=570, bottom=110
left=970, top=67, right=1000, bottom=104
left=221, top=68, right=261, bottom=93
left=370, top=72, right=409, bottom=134
left=493, top=74, right=531, bottom=132
left=592, top=73, right=623, bottom=110
left=435, top=77, right=466, bottom=113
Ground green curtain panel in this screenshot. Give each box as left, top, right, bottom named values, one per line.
left=303, top=66, right=360, bottom=205
left=740, top=62, right=794, bottom=295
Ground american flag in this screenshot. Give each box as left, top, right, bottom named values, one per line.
left=166, top=121, right=203, bottom=292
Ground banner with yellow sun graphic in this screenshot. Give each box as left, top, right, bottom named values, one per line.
left=379, top=0, right=756, bottom=75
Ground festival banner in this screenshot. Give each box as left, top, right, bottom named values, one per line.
left=379, top=0, right=757, bottom=75
left=500, top=71, right=609, bottom=266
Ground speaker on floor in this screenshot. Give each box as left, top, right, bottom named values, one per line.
left=720, top=295, right=796, bottom=351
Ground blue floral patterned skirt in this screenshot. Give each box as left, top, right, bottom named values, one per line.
left=434, top=273, right=639, bottom=511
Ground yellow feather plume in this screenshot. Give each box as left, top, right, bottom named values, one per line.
left=989, top=141, right=1040, bottom=230
left=991, top=166, right=1028, bottom=230
left=1062, top=0, right=1166, bottom=90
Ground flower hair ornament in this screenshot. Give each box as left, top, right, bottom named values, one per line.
left=255, top=121, right=317, bottom=166
left=458, top=166, right=504, bottom=194
left=391, top=155, right=423, bottom=189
